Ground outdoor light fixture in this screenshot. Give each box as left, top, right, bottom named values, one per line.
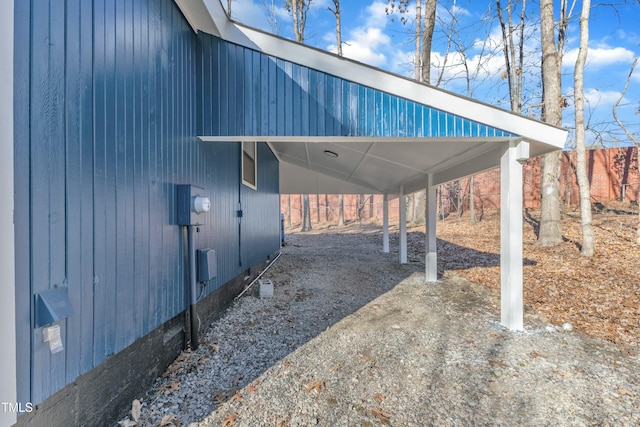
left=323, top=150, right=339, bottom=158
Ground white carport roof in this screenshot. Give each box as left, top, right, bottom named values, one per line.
left=176, top=0, right=568, bottom=331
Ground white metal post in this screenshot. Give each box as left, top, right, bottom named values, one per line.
left=425, top=175, right=437, bottom=282
left=382, top=193, right=389, bottom=253
left=399, top=187, right=407, bottom=264
left=1, top=0, right=17, bottom=424
left=500, top=140, right=529, bottom=331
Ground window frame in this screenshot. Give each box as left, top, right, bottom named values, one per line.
left=241, top=141, right=257, bottom=190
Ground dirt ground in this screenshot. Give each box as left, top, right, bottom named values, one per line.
left=290, top=205, right=640, bottom=349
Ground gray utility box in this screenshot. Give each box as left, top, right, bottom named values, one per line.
left=259, top=279, right=274, bottom=299
left=197, top=249, right=217, bottom=283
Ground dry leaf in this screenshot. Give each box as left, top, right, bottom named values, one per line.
left=530, top=351, right=547, bottom=359
left=159, top=414, right=180, bottom=427
left=617, top=386, right=637, bottom=397
left=222, top=412, right=238, bottom=427
left=158, top=381, right=181, bottom=393
left=303, top=380, right=326, bottom=394
left=276, top=414, right=290, bottom=427
left=488, top=360, right=508, bottom=369
left=131, top=399, right=141, bottom=422
left=373, top=393, right=385, bottom=405
left=371, top=407, right=391, bottom=424
left=247, top=379, right=260, bottom=394
left=229, top=391, right=243, bottom=403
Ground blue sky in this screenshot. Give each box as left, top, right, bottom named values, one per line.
left=227, top=0, right=640, bottom=147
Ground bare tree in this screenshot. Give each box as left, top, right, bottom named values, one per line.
left=537, top=0, right=576, bottom=246
left=226, top=0, right=233, bottom=17
left=613, top=55, right=640, bottom=244
left=422, top=0, right=437, bottom=84
left=328, top=0, right=346, bottom=226
left=285, top=0, right=313, bottom=43
left=573, top=0, right=595, bottom=255
left=328, top=0, right=343, bottom=56
left=495, top=0, right=526, bottom=113
left=262, top=0, right=281, bottom=34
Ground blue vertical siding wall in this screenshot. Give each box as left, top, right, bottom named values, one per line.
left=14, top=0, right=280, bottom=405
left=196, top=34, right=513, bottom=139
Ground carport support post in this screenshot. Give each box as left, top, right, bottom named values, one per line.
left=382, top=193, right=389, bottom=253
left=500, top=140, right=529, bottom=331
left=425, top=175, right=437, bottom=282
left=399, top=187, right=407, bottom=264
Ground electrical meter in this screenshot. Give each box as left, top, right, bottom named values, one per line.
left=177, top=185, right=210, bottom=225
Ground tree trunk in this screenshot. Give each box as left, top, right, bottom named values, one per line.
left=422, top=0, right=437, bottom=84
left=470, top=175, right=477, bottom=223
left=316, top=193, right=321, bottom=222
left=325, top=194, right=329, bottom=221
left=574, top=0, right=594, bottom=256
left=413, top=190, right=426, bottom=224
left=406, top=193, right=415, bottom=222
left=338, top=194, right=345, bottom=226
left=302, top=194, right=312, bottom=231
left=369, top=194, right=374, bottom=218
left=330, top=0, right=342, bottom=56
left=537, top=0, right=564, bottom=246
left=415, top=0, right=422, bottom=80
left=613, top=55, right=640, bottom=244
left=292, top=0, right=301, bottom=42
left=287, top=194, right=292, bottom=227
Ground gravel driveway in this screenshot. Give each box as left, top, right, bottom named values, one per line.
left=122, top=224, right=640, bottom=427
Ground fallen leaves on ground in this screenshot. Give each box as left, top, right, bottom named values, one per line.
left=212, top=388, right=239, bottom=405
left=158, top=414, right=180, bottom=426
left=373, top=393, right=385, bottom=405
left=412, top=207, right=640, bottom=348
left=371, top=407, right=391, bottom=424
left=303, top=380, right=326, bottom=394
left=131, top=399, right=141, bottom=423
left=229, top=391, right=243, bottom=403
left=157, top=381, right=181, bottom=393
left=246, top=379, right=260, bottom=394
left=222, top=412, right=237, bottom=427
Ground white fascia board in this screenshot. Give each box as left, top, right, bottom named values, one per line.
left=198, top=136, right=512, bottom=144
left=173, top=0, right=221, bottom=35
left=0, top=0, right=17, bottom=424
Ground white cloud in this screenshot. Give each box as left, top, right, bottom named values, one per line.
left=364, top=1, right=392, bottom=28
left=340, top=27, right=391, bottom=66
left=563, top=46, right=635, bottom=68
left=325, top=1, right=393, bottom=67
left=583, top=88, right=623, bottom=107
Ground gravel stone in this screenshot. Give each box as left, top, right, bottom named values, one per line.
left=119, top=225, right=640, bottom=427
